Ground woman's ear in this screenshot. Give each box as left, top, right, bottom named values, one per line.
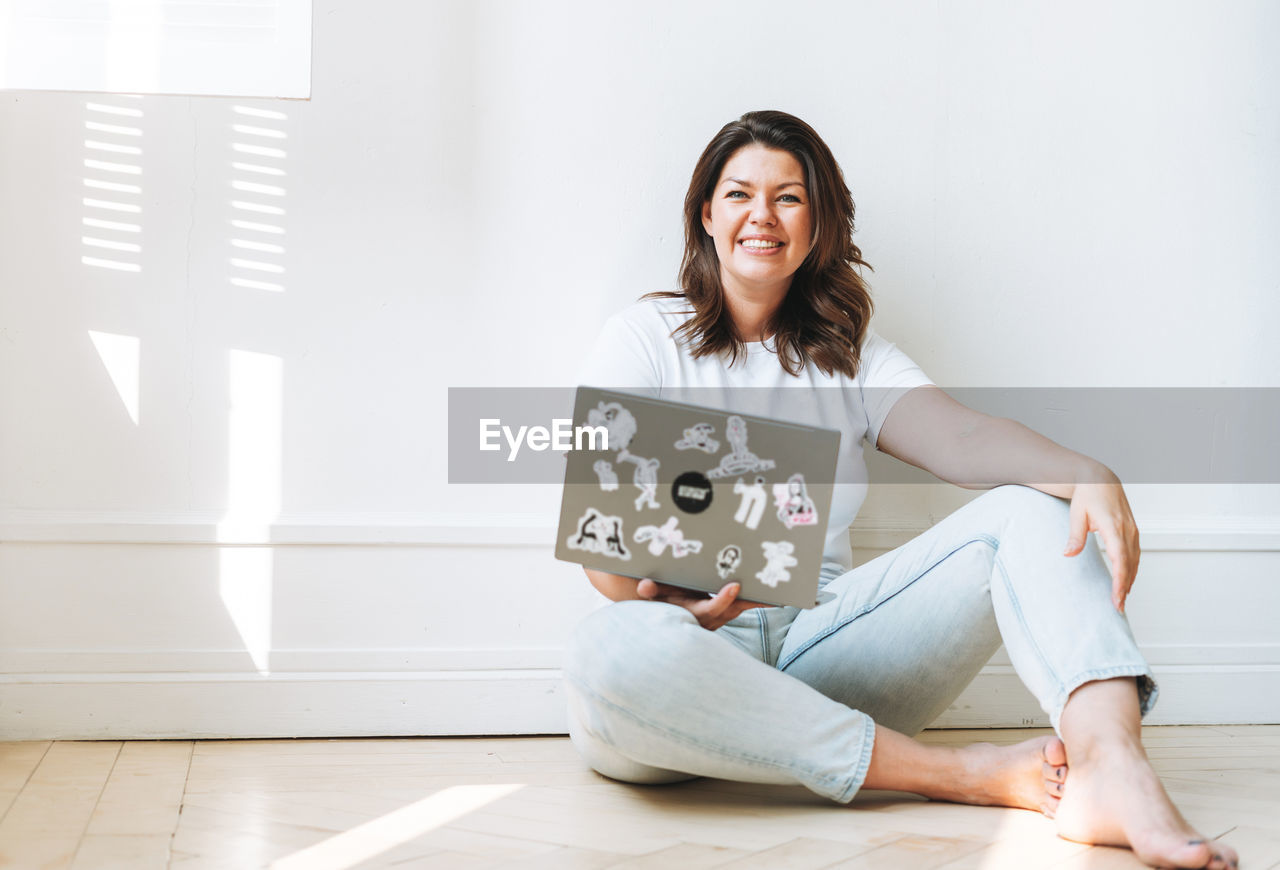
left=701, top=200, right=713, bottom=236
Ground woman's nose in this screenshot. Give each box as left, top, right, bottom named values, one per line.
left=749, top=195, right=776, bottom=225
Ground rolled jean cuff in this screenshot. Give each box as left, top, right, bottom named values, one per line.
left=833, top=713, right=878, bottom=804
left=1048, top=668, right=1159, bottom=732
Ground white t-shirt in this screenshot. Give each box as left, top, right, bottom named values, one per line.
left=577, top=297, right=934, bottom=570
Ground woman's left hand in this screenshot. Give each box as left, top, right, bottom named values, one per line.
left=1063, top=470, right=1140, bottom=613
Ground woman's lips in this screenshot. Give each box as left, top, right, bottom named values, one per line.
left=738, top=239, right=785, bottom=255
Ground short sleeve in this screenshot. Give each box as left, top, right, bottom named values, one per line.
left=575, top=310, right=662, bottom=397
left=858, top=330, right=934, bottom=448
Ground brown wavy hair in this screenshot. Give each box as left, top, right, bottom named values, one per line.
left=644, top=110, right=875, bottom=378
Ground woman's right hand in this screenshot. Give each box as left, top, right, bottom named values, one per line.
left=635, top=579, right=768, bottom=631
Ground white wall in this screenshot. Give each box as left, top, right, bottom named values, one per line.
left=1, top=0, right=1278, bottom=738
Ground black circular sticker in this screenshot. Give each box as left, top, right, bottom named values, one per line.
left=671, top=471, right=714, bottom=514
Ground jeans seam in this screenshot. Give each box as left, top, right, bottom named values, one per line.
left=777, top=537, right=993, bottom=672
left=990, top=537, right=1064, bottom=700
left=563, top=672, right=856, bottom=794
left=834, top=713, right=877, bottom=803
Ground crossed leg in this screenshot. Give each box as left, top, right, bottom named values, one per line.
left=565, top=486, right=1238, bottom=868
left=777, top=486, right=1236, bottom=868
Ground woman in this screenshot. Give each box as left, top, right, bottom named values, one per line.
left=565, top=110, right=1236, bottom=870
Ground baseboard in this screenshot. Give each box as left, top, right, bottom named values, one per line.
left=3, top=647, right=1276, bottom=740
left=933, top=664, right=1280, bottom=728
left=0, top=670, right=567, bottom=740
left=2, top=512, right=1276, bottom=739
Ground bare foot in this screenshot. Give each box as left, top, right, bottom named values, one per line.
left=1054, top=742, right=1239, bottom=869
left=943, top=735, right=1068, bottom=816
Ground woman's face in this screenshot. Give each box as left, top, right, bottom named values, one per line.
left=701, top=144, right=813, bottom=301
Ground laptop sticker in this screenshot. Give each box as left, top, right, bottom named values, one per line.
left=587, top=400, right=638, bottom=451
left=671, top=470, right=713, bottom=514
left=706, top=415, right=776, bottom=479
left=732, top=475, right=768, bottom=530
left=618, top=452, right=661, bottom=510
left=566, top=508, right=631, bottom=561
left=674, top=422, right=720, bottom=454
left=773, top=473, right=819, bottom=529
left=592, top=460, right=619, bottom=492
left=634, top=516, right=704, bottom=558
left=757, top=540, right=797, bottom=588
left=715, top=544, right=742, bottom=579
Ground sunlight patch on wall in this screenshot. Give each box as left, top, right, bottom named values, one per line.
left=82, top=97, right=143, bottom=273
left=218, top=349, right=283, bottom=675
left=87, top=330, right=140, bottom=425
left=218, top=547, right=274, bottom=676
left=229, top=105, right=288, bottom=292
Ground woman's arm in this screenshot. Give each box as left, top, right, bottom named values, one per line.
left=874, top=386, right=1110, bottom=495
left=876, top=385, right=1140, bottom=612
left=584, top=567, right=646, bottom=601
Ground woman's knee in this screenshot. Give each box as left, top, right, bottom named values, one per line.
left=565, top=680, right=697, bottom=786
left=565, top=600, right=698, bottom=704
left=977, top=484, right=1070, bottom=528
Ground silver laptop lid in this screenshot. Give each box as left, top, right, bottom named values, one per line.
left=556, top=386, right=840, bottom=608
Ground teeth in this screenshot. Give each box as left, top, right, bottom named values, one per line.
left=740, top=239, right=782, bottom=248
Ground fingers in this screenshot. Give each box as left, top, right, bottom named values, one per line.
left=1064, top=497, right=1088, bottom=558
left=1099, top=527, right=1139, bottom=613
left=1064, top=483, right=1141, bottom=614
left=634, top=580, right=768, bottom=631
left=705, top=581, right=738, bottom=609
left=1100, top=529, right=1128, bottom=612
left=637, top=579, right=743, bottom=630
left=636, top=578, right=694, bottom=601
left=679, top=583, right=739, bottom=631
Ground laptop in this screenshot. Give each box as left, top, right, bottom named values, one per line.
left=555, top=386, right=841, bottom=609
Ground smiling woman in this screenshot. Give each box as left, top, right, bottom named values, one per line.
left=701, top=146, right=813, bottom=309
left=561, top=110, right=1240, bottom=870
left=649, top=111, right=875, bottom=377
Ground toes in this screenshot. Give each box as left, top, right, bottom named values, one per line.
left=1205, top=845, right=1239, bottom=870
left=1185, top=839, right=1239, bottom=870
left=1042, top=760, right=1067, bottom=783
left=1043, top=777, right=1065, bottom=798
left=1157, top=839, right=1213, bottom=870
left=1039, top=796, right=1059, bottom=819
left=1214, top=842, right=1240, bottom=869
left=1042, top=735, right=1068, bottom=768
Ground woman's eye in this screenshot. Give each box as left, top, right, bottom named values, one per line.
left=724, top=191, right=802, bottom=203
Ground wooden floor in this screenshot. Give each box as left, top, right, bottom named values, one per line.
left=0, top=726, right=1277, bottom=870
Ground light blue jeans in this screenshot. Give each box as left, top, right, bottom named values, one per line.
left=562, top=485, right=1157, bottom=803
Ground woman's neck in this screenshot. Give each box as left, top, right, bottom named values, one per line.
left=722, top=282, right=788, bottom=343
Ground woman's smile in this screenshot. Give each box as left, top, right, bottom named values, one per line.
left=702, top=143, right=813, bottom=300
left=738, top=234, right=786, bottom=254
